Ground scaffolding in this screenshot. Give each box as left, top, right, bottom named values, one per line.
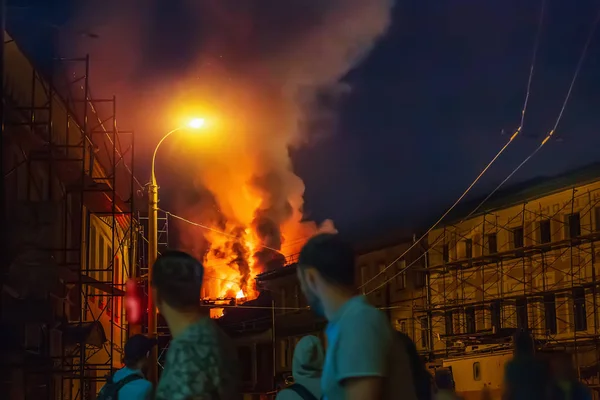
left=424, top=173, right=600, bottom=386
left=1, top=31, right=137, bottom=400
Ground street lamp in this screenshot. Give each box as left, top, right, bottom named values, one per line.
left=147, top=118, right=205, bottom=384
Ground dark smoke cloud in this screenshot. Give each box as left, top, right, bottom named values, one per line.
left=64, top=0, right=393, bottom=295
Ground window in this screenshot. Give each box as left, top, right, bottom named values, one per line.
left=544, top=294, right=557, bottom=334
left=595, top=207, right=600, bottom=232
left=444, top=311, right=454, bottom=335
left=464, top=239, right=473, bottom=259
left=465, top=307, right=476, bottom=334
left=280, top=339, right=289, bottom=368
left=512, top=227, right=524, bottom=249
left=396, top=260, right=406, bottom=290
left=98, top=235, right=105, bottom=279
left=89, top=226, right=97, bottom=282
left=293, top=285, right=299, bottom=308
left=490, top=300, right=502, bottom=330
left=414, top=269, right=426, bottom=288
left=238, top=347, right=253, bottom=382
left=281, top=288, right=287, bottom=310
left=567, top=213, right=581, bottom=239
left=573, top=287, right=587, bottom=332
left=420, top=316, right=429, bottom=348
left=473, top=362, right=481, bottom=381
left=442, top=244, right=449, bottom=263
left=539, top=219, right=552, bottom=244
left=516, top=297, right=528, bottom=329
left=106, top=245, right=113, bottom=284
left=396, top=319, right=407, bottom=333
left=88, top=226, right=98, bottom=299
left=486, top=233, right=498, bottom=254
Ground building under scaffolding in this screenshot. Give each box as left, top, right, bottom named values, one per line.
left=1, top=31, right=138, bottom=400
left=425, top=164, right=600, bottom=393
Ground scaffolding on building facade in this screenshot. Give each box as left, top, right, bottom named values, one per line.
left=424, top=176, right=600, bottom=385
left=2, top=32, right=138, bottom=400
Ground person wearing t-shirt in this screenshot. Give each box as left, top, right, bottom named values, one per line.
left=296, top=230, right=418, bottom=400
left=151, top=250, right=240, bottom=400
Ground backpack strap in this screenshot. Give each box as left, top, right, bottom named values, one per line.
left=287, top=383, right=318, bottom=400
left=114, top=373, right=144, bottom=391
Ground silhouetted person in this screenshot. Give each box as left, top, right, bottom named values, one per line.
left=297, top=231, right=417, bottom=400
left=396, top=332, right=433, bottom=400
left=97, top=334, right=155, bottom=400
left=434, top=370, right=462, bottom=400
left=152, top=250, right=240, bottom=400
left=551, top=357, right=591, bottom=400
left=503, top=330, right=552, bottom=400
left=276, top=335, right=324, bottom=400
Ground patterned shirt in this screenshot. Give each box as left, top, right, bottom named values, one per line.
left=156, top=317, right=240, bottom=400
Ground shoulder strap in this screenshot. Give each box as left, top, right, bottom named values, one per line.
left=287, top=384, right=318, bottom=400
left=114, top=373, right=144, bottom=391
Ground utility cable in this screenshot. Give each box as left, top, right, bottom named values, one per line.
left=361, top=0, right=547, bottom=291
left=367, top=2, right=599, bottom=295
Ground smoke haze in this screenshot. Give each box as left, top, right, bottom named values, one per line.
left=63, top=0, right=393, bottom=297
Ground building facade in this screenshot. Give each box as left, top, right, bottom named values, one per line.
left=426, top=165, right=600, bottom=394
left=1, top=32, right=137, bottom=400
left=356, top=236, right=429, bottom=351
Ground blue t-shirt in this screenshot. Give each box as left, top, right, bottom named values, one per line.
left=321, top=296, right=417, bottom=400
left=107, top=367, right=152, bottom=400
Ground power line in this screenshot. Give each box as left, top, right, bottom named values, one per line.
left=361, top=0, right=547, bottom=291
left=161, top=208, right=313, bottom=253
left=367, top=2, right=599, bottom=295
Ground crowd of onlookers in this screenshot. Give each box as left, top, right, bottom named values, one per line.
left=95, top=222, right=594, bottom=400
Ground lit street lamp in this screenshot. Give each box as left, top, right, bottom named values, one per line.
left=147, top=118, right=205, bottom=384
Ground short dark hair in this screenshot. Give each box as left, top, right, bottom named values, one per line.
left=298, top=234, right=355, bottom=287
left=151, top=250, right=204, bottom=310
left=514, top=330, right=534, bottom=355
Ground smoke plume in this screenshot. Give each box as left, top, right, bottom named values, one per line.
left=62, top=0, right=393, bottom=298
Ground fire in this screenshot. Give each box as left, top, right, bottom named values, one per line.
left=236, top=290, right=246, bottom=299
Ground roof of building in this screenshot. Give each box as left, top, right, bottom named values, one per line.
left=445, top=162, right=600, bottom=224
left=256, top=264, right=297, bottom=282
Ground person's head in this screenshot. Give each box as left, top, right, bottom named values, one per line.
left=151, top=250, right=204, bottom=318
left=292, top=335, right=325, bottom=381
left=123, top=334, right=157, bottom=371
left=435, top=370, right=454, bottom=392
left=513, top=330, right=534, bottom=356
left=297, top=234, right=356, bottom=318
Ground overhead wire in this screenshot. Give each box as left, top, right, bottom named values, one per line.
left=362, top=0, right=546, bottom=292
left=359, top=131, right=520, bottom=290
left=161, top=208, right=314, bottom=252
left=462, top=1, right=599, bottom=220
left=367, top=0, right=600, bottom=295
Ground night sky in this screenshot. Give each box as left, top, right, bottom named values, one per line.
left=10, top=0, right=600, bottom=240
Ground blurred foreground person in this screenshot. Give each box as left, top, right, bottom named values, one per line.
left=276, top=335, right=324, bottom=400
left=152, top=250, right=240, bottom=400
left=97, top=334, right=155, bottom=400
left=551, top=358, right=591, bottom=400
left=503, top=330, right=552, bottom=400
left=297, top=231, right=418, bottom=400
left=434, top=370, right=461, bottom=400
left=396, top=332, right=433, bottom=400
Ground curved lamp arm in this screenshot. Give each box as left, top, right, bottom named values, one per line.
left=150, top=127, right=184, bottom=185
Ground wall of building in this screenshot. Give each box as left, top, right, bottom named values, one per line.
left=427, top=180, right=600, bottom=365
left=356, top=240, right=428, bottom=350
left=2, top=31, right=134, bottom=400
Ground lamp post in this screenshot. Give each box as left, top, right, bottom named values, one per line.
left=147, top=118, right=205, bottom=384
